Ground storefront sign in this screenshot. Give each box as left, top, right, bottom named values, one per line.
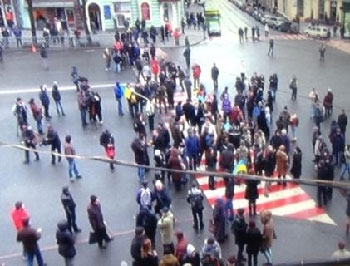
left=104, top=5, right=111, bottom=19
left=140, top=2, right=150, bottom=21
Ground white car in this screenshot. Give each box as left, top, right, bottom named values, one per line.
left=304, top=26, right=329, bottom=39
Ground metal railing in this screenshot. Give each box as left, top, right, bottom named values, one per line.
left=276, top=257, right=350, bottom=266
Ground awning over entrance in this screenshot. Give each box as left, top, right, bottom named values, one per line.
left=29, top=0, right=75, bottom=8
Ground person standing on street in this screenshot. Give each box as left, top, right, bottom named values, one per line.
left=17, top=217, right=47, bottom=266
left=130, top=226, right=147, bottom=266
left=11, top=201, right=29, bottom=260
left=64, top=135, right=82, bottom=182
left=319, top=44, right=326, bottom=62
left=131, top=133, right=148, bottom=183
left=158, top=207, right=175, bottom=255
left=40, top=43, right=48, bottom=70
left=12, top=97, right=28, bottom=134
left=245, top=220, right=262, bottom=266
left=338, top=109, right=348, bottom=136
left=28, top=98, right=43, bottom=135
left=77, top=90, right=88, bottom=127
left=260, top=210, right=274, bottom=266
left=39, top=85, right=51, bottom=120
left=100, top=129, right=116, bottom=171
left=187, top=182, right=204, bottom=232
left=183, top=46, right=191, bottom=71
left=56, top=219, right=76, bottom=266
left=232, top=209, right=248, bottom=263
left=289, top=76, right=298, bottom=101
left=267, top=39, right=274, bottom=57
left=264, top=23, right=270, bottom=37
left=22, top=125, right=40, bottom=164
left=42, top=125, right=62, bottom=165
left=114, top=81, right=124, bottom=116
left=211, top=63, right=219, bottom=91
left=61, top=186, right=81, bottom=233
left=52, top=81, right=65, bottom=116
left=87, top=195, right=113, bottom=249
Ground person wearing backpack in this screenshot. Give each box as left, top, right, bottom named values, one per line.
left=136, top=180, right=155, bottom=211
left=187, top=182, right=204, bottom=232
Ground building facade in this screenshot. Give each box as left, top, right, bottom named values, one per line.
left=264, top=0, right=350, bottom=37
left=17, top=0, right=184, bottom=31
left=19, top=0, right=82, bottom=31
left=0, top=0, right=20, bottom=27
left=264, top=0, right=349, bottom=24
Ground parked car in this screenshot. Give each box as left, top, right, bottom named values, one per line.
left=304, top=25, right=329, bottom=39
left=272, top=17, right=289, bottom=29
left=277, top=21, right=299, bottom=33
left=261, top=14, right=275, bottom=25
left=252, top=10, right=263, bottom=21
left=245, top=5, right=255, bottom=15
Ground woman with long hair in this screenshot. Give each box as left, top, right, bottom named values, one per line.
left=140, top=238, right=159, bottom=266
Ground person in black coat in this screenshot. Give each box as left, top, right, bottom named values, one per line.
left=317, top=160, right=328, bottom=207
left=245, top=177, right=259, bottom=216
left=135, top=207, right=158, bottom=248
left=290, top=146, right=302, bottom=179
left=56, top=220, right=76, bottom=266
left=183, top=100, right=196, bottom=126
left=245, top=220, right=262, bottom=266
left=232, top=209, right=248, bottom=262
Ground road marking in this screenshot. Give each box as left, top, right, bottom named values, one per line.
left=0, top=83, right=116, bottom=95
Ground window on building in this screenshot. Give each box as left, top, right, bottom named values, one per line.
left=163, top=3, right=169, bottom=22
left=114, top=2, right=131, bottom=27
left=318, top=0, right=324, bottom=19
left=297, top=0, right=303, bottom=17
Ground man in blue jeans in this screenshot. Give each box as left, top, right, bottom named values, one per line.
left=131, top=133, right=148, bottom=182
left=17, top=217, right=47, bottom=266
left=64, top=135, right=82, bottom=182
left=114, top=81, right=124, bottom=116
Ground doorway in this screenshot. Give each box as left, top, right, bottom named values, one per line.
left=88, top=3, right=101, bottom=31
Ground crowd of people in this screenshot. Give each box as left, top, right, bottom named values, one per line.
left=8, top=13, right=350, bottom=266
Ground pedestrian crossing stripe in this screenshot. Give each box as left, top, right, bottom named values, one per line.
left=195, top=157, right=336, bottom=225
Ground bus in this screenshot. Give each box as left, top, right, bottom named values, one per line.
left=204, top=8, right=221, bottom=36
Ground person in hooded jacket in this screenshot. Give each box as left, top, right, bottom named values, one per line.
left=56, top=219, right=76, bottom=266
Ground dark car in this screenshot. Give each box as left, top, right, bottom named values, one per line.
left=277, top=21, right=299, bottom=33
